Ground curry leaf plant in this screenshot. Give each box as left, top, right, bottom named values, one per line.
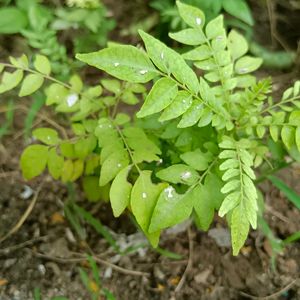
left=1, top=2, right=300, bottom=255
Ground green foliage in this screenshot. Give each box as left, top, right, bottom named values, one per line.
left=0, top=0, right=115, bottom=76
left=0, top=7, right=27, bottom=34
left=150, top=0, right=295, bottom=69
left=2, top=2, right=300, bottom=256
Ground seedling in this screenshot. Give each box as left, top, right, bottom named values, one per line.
left=1, top=2, right=300, bottom=255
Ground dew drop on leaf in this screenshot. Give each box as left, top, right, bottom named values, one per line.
left=117, top=163, right=122, bottom=168
left=239, top=68, right=248, bottom=74
left=180, top=171, right=192, bottom=180
left=142, top=192, right=147, bottom=199
left=160, top=52, right=164, bottom=60
left=196, top=17, right=202, bottom=26
left=114, top=62, right=120, bottom=67
left=67, top=93, right=78, bottom=107
left=164, top=186, right=174, bottom=199
left=139, top=70, right=148, bottom=75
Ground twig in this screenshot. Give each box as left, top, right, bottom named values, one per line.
left=0, top=236, right=48, bottom=255
left=174, top=227, right=194, bottom=293
left=0, top=183, right=43, bottom=244
left=31, top=251, right=150, bottom=277
left=265, top=204, right=290, bottom=223
left=239, top=279, right=298, bottom=299
left=266, top=0, right=291, bottom=52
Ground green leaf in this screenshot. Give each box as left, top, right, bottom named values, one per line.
left=99, top=150, right=129, bottom=186
left=101, top=79, right=121, bottom=94
left=289, top=110, right=300, bottom=126
left=110, top=165, right=132, bottom=217
left=20, top=145, right=48, bottom=180
left=149, top=186, right=195, bottom=232
left=0, top=70, right=23, bottom=94
left=169, top=29, right=206, bottom=46
left=193, top=185, right=215, bottom=231
left=76, top=46, right=158, bottom=83
left=130, top=171, right=167, bottom=247
left=156, top=164, right=199, bottom=186
left=137, top=78, right=178, bottom=118
left=178, top=101, right=203, bottom=128
left=235, top=56, right=263, bottom=74
left=19, top=74, right=44, bottom=97
left=0, top=7, right=28, bottom=34
left=159, top=91, right=193, bottom=122
left=205, top=15, right=224, bottom=39
left=71, top=159, right=84, bottom=181
left=182, top=45, right=211, bottom=61
left=222, top=0, right=254, bottom=26
left=219, top=192, right=240, bottom=217
left=281, top=125, right=295, bottom=149
left=32, top=127, right=60, bottom=145
left=270, top=125, right=279, bottom=142
left=138, top=30, right=200, bottom=94
left=34, top=55, right=51, bottom=75
left=268, top=176, right=300, bottom=210
left=9, top=54, right=29, bottom=69
left=228, top=30, right=248, bottom=60
left=180, top=149, right=212, bottom=171
left=82, top=176, right=102, bottom=202
left=61, top=160, right=74, bottom=182
left=296, top=127, right=300, bottom=151
left=60, top=143, right=75, bottom=158
left=231, top=204, right=250, bottom=256
left=47, top=148, right=64, bottom=180
left=176, top=1, right=205, bottom=28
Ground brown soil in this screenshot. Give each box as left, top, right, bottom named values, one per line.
left=1, top=1, right=300, bottom=300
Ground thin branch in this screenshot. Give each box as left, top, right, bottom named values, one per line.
left=0, top=236, right=48, bottom=255
left=0, top=183, right=43, bottom=244
left=239, top=278, right=298, bottom=300
left=31, top=251, right=150, bottom=277
left=175, top=226, right=194, bottom=293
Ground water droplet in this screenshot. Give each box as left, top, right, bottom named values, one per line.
left=47, top=136, right=51, bottom=140
left=165, top=186, right=174, bottom=199
left=216, top=35, right=223, bottom=41
left=142, top=192, right=147, bottom=199
left=67, top=93, right=78, bottom=107
left=99, top=124, right=103, bottom=128
left=117, top=163, right=122, bottom=168
left=114, top=62, right=120, bottom=67
left=196, top=17, right=202, bottom=25
left=196, top=105, right=202, bottom=110
left=139, top=70, right=148, bottom=75
left=160, top=52, right=164, bottom=60
left=182, top=100, right=186, bottom=104
left=108, top=124, right=112, bottom=128
left=181, top=171, right=192, bottom=181
left=239, top=68, right=248, bottom=74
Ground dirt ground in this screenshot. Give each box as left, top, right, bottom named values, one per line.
left=1, top=0, right=300, bottom=299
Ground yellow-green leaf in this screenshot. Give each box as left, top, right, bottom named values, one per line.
left=19, top=74, right=44, bottom=96
left=20, top=145, right=48, bottom=180
left=34, top=55, right=51, bottom=75
left=110, top=165, right=132, bottom=217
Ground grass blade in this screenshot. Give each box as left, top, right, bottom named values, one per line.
left=268, top=175, right=300, bottom=210
left=73, top=204, right=119, bottom=252
left=0, top=100, right=14, bottom=140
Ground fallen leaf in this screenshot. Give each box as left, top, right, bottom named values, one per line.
left=0, top=279, right=8, bottom=286
left=169, top=276, right=180, bottom=285
left=50, top=212, right=65, bottom=224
